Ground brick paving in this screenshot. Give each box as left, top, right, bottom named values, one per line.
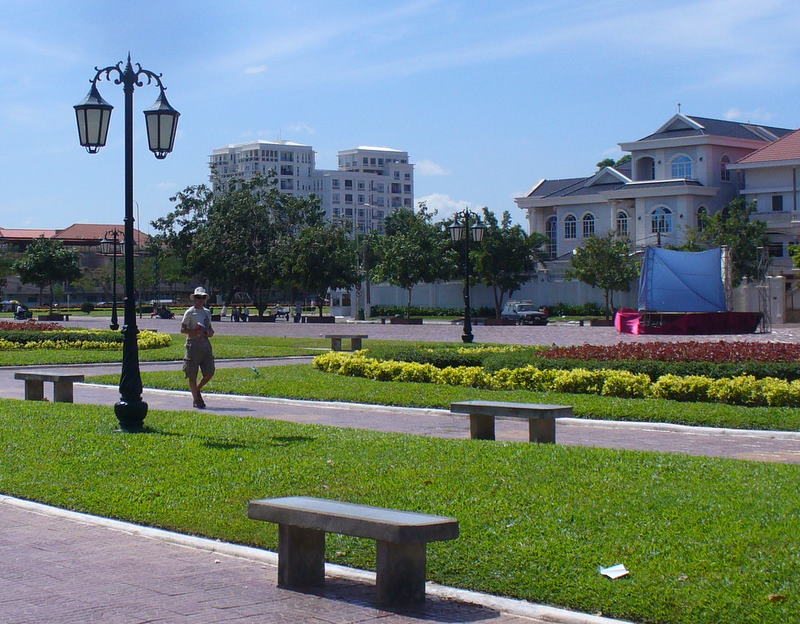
left=0, top=501, right=544, bottom=624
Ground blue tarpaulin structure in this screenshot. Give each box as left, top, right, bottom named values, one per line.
left=637, top=247, right=728, bottom=312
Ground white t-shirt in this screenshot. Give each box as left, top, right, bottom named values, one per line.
left=181, top=306, right=213, bottom=340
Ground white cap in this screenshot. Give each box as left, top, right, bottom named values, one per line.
left=192, top=286, right=208, bottom=298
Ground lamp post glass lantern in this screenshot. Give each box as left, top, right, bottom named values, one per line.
left=449, top=208, right=485, bottom=343
left=74, top=55, right=179, bottom=432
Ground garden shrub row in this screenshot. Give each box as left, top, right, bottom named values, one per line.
left=539, top=341, right=800, bottom=363
left=363, top=343, right=800, bottom=381
left=0, top=329, right=170, bottom=351
left=370, top=304, right=497, bottom=318
left=482, top=354, right=800, bottom=381
left=0, top=329, right=124, bottom=344
left=313, top=351, right=800, bottom=408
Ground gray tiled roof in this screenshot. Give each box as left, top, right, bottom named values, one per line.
left=638, top=115, right=792, bottom=142
left=527, top=177, right=586, bottom=197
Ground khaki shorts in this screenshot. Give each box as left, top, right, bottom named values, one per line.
left=183, top=339, right=215, bottom=378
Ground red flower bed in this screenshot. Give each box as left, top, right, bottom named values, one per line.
left=540, top=341, right=800, bottom=363
left=0, top=320, right=63, bottom=332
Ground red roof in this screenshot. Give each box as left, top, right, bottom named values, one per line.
left=0, top=228, right=57, bottom=239
left=54, top=224, right=148, bottom=243
left=0, top=224, right=148, bottom=244
left=737, top=128, right=800, bottom=164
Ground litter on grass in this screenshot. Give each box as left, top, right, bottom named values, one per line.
left=600, top=564, right=629, bottom=579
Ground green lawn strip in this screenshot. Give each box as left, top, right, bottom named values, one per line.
left=0, top=399, right=796, bottom=624
left=0, top=335, right=329, bottom=366
left=88, top=364, right=800, bottom=432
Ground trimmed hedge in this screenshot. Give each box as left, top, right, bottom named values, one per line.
left=0, top=329, right=123, bottom=344
left=313, top=351, right=800, bottom=408
left=0, top=329, right=170, bottom=351
left=482, top=355, right=800, bottom=382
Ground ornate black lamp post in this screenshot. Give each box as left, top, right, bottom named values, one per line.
left=449, top=209, right=485, bottom=343
left=74, top=55, right=180, bottom=432
left=98, top=229, right=123, bottom=330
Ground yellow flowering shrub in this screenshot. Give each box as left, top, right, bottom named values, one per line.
left=0, top=329, right=170, bottom=351
left=311, top=351, right=800, bottom=407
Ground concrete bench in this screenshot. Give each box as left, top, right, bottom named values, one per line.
left=322, top=334, right=367, bottom=351
left=14, top=371, right=85, bottom=403
left=450, top=400, right=572, bottom=443
left=248, top=496, right=458, bottom=605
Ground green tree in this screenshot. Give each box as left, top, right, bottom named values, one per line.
left=12, top=236, right=81, bottom=313
left=567, top=234, right=638, bottom=318
left=596, top=158, right=616, bottom=170
left=279, top=223, right=360, bottom=317
left=699, top=198, right=768, bottom=286
left=151, top=174, right=323, bottom=316
left=474, top=208, right=548, bottom=318
left=370, top=204, right=456, bottom=317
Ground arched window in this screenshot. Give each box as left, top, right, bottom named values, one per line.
left=564, top=214, right=577, bottom=239
left=697, top=206, right=707, bottom=231
left=636, top=157, right=655, bottom=181
left=616, top=211, right=629, bottom=237
left=545, top=217, right=557, bottom=259
left=582, top=213, right=595, bottom=237
left=671, top=155, right=692, bottom=179
left=720, top=155, right=730, bottom=181
left=651, top=207, right=672, bottom=234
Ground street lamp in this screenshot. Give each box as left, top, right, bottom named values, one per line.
left=74, top=55, right=180, bottom=432
left=449, top=208, right=485, bottom=343
left=98, top=229, right=123, bottom=330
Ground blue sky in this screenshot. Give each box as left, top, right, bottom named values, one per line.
left=2, top=0, right=800, bottom=232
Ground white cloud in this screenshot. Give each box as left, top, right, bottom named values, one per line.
left=416, top=193, right=475, bottom=220
left=156, top=182, right=177, bottom=191
left=285, top=123, right=315, bottom=135
left=416, top=159, right=449, bottom=176
left=600, top=146, right=624, bottom=158
left=243, top=64, right=268, bottom=74
left=723, top=107, right=777, bottom=123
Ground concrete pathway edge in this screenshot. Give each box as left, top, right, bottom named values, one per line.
left=0, top=494, right=633, bottom=624
left=80, top=382, right=800, bottom=442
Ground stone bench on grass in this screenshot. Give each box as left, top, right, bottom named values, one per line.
left=248, top=496, right=458, bottom=606
left=14, top=371, right=85, bottom=403
left=322, top=334, right=368, bottom=351
left=450, top=400, right=572, bottom=443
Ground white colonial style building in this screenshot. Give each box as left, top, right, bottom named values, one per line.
left=209, top=141, right=413, bottom=234
left=515, top=114, right=793, bottom=263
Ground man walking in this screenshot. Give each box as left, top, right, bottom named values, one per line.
left=181, top=287, right=215, bottom=408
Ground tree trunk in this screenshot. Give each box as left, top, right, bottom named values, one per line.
left=604, top=289, right=611, bottom=320
left=49, top=282, right=54, bottom=314
left=406, top=287, right=413, bottom=318
left=493, top=285, right=503, bottom=319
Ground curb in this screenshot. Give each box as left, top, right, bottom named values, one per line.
left=77, top=384, right=800, bottom=442
left=0, top=495, right=633, bottom=624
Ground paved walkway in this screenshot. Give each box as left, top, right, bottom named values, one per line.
left=60, top=314, right=800, bottom=346
left=2, top=358, right=799, bottom=464
left=2, top=497, right=560, bottom=624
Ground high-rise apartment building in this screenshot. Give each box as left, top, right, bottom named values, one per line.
left=209, top=140, right=414, bottom=234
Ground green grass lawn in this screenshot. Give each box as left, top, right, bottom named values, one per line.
left=0, top=335, right=324, bottom=366
left=89, top=363, right=800, bottom=432
left=0, top=398, right=796, bottom=624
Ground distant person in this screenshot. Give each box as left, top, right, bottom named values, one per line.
left=294, top=303, right=302, bottom=323
left=181, top=287, right=215, bottom=409
left=241, top=306, right=249, bottom=322
left=232, top=306, right=240, bottom=322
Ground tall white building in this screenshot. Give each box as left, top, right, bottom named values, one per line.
left=209, top=141, right=414, bottom=234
